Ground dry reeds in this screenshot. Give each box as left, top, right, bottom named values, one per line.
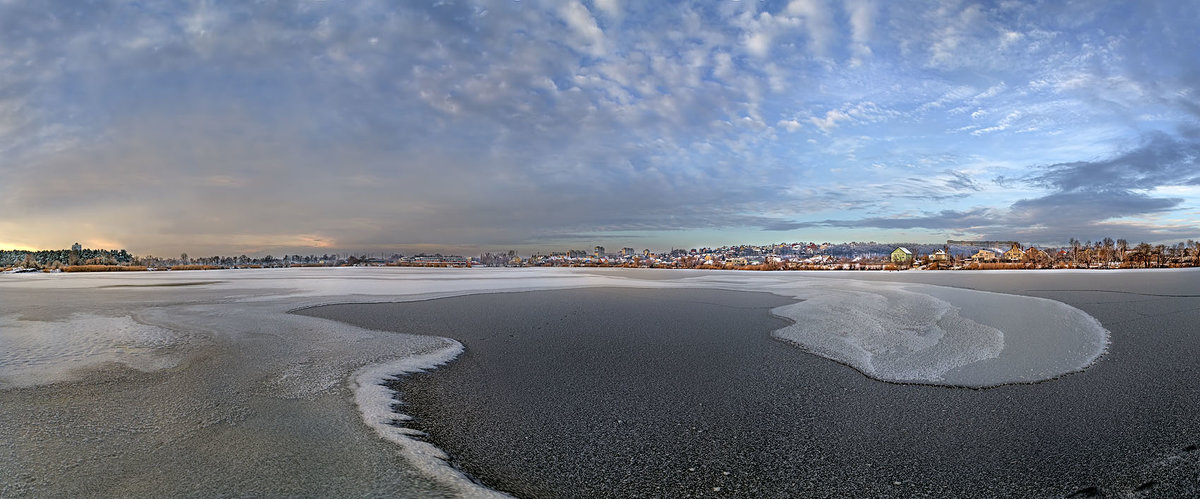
left=62, top=265, right=148, bottom=272
left=963, top=262, right=1031, bottom=270
left=392, top=262, right=457, bottom=268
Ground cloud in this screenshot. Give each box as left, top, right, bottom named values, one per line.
left=593, top=0, right=620, bottom=19
left=942, top=171, right=982, bottom=192
left=786, top=134, right=1200, bottom=243
left=1025, top=132, right=1200, bottom=192
left=971, top=111, right=1023, bottom=135
left=974, top=82, right=1006, bottom=100
left=802, top=101, right=897, bottom=133
left=809, top=109, right=852, bottom=132
left=845, top=208, right=1003, bottom=230
left=1010, top=190, right=1182, bottom=225
left=844, top=0, right=877, bottom=63
left=784, top=0, right=837, bottom=56
left=559, top=2, right=608, bottom=57
left=777, top=119, right=805, bottom=132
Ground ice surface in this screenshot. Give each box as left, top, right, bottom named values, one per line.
left=0, top=267, right=664, bottom=496
left=0, top=267, right=1114, bottom=496
left=0, top=313, right=187, bottom=388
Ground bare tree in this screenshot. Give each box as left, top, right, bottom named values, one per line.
left=1133, top=242, right=1153, bottom=268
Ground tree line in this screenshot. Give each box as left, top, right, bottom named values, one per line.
left=0, top=248, right=132, bottom=268
left=1064, top=238, right=1200, bottom=268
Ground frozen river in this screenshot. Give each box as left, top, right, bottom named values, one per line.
left=0, top=267, right=1149, bottom=496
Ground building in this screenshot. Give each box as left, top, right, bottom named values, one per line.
left=1024, top=247, right=1050, bottom=265
left=929, top=249, right=950, bottom=262
left=890, top=247, right=913, bottom=264
left=620, top=247, right=636, bottom=257
left=594, top=246, right=605, bottom=258
left=1002, top=243, right=1024, bottom=262
left=972, top=249, right=997, bottom=262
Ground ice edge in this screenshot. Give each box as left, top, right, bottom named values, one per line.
left=350, top=341, right=512, bottom=498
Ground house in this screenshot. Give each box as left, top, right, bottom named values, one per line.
left=1024, top=247, right=1049, bottom=264
left=972, top=249, right=997, bottom=262
left=890, top=247, right=913, bottom=264
left=929, top=249, right=950, bottom=262
left=1002, top=243, right=1024, bottom=262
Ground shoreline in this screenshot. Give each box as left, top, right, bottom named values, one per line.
left=6, top=264, right=1200, bottom=275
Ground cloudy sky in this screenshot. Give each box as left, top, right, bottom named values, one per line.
left=2, top=0, right=1198, bottom=256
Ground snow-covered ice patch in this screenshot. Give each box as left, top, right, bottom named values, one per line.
left=0, top=313, right=185, bottom=388
left=767, top=279, right=1110, bottom=387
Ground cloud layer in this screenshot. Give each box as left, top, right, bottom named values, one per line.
left=1, top=1, right=1197, bottom=254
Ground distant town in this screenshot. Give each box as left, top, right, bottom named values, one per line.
left=3, top=238, right=1199, bottom=274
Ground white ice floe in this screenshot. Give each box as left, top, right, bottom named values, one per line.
left=759, top=278, right=1109, bottom=387
left=768, top=282, right=1004, bottom=384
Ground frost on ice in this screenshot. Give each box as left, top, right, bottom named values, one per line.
left=0, top=313, right=186, bottom=388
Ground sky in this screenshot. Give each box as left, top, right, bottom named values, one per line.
left=1, top=0, right=1198, bottom=256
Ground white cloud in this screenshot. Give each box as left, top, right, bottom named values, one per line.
left=559, top=2, right=607, bottom=57
left=917, top=85, right=978, bottom=112
left=735, top=1, right=837, bottom=59
left=972, top=110, right=1023, bottom=135
left=999, top=30, right=1023, bottom=49
left=785, top=0, right=837, bottom=56
left=593, top=0, right=619, bottom=19
left=809, top=109, right=852, bottom=132
left=745, top=30, right=771, bottom=58
left=844, top=0, right=876, bottom=63
left=711, top=51, right=734, bottom=81
left=777, top=119, right=805, bottom=132
left=974, top=82, right=1006, bottom=100
left=928, top=3, right=986, bottom=67
left=741, top=11, right=776, bottom=58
